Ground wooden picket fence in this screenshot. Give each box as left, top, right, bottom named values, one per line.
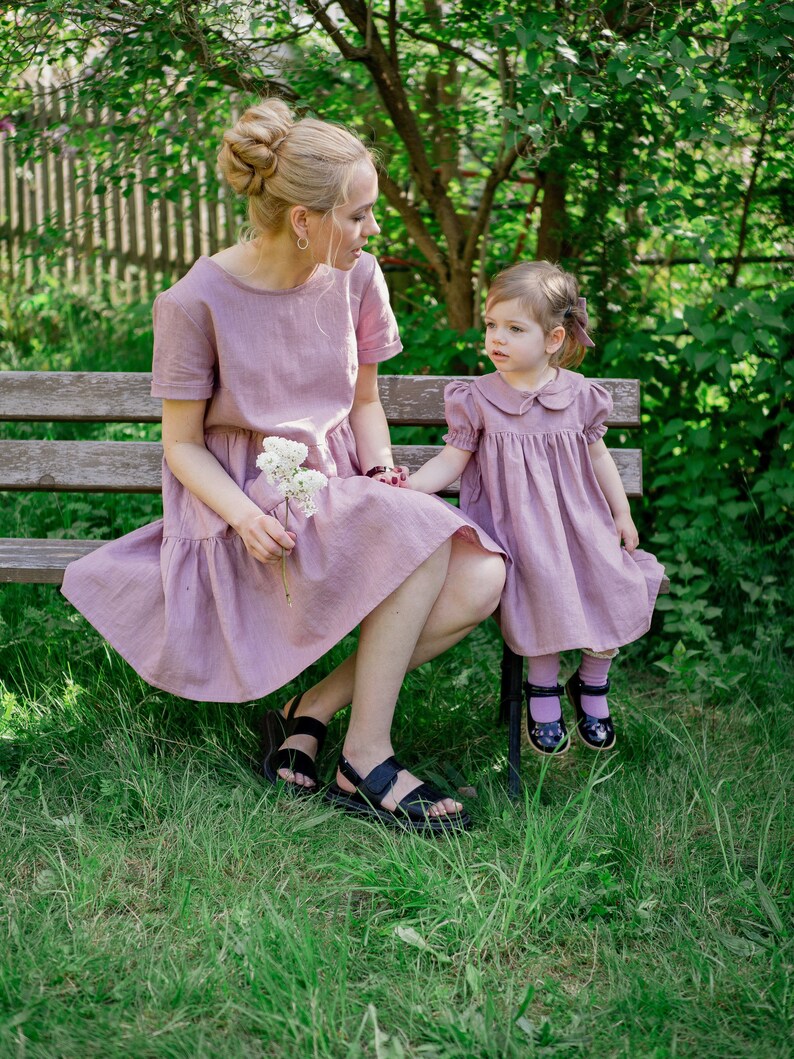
left=0, top=88, right=243, bottom=298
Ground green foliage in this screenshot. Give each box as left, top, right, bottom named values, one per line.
left=594, top=284, right=794, bottom=681
left=0, top=272, right=153, bottom=373
left=4, top=1, right=792, bottom=332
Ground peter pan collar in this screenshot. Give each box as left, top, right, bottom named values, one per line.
left=473, top=368, right=583, bottom=415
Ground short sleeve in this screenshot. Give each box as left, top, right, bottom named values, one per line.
left=442, top=381, right=482, bottom=452
left=151, top=291, right=216, bottom=400
left=583, top=381, right=613, bottom=443
left=355, top=258, right=403, bottom=365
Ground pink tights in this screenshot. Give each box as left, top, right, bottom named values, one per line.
left=527, top=651, right=614, bottom=721
left=526, top=654, right=562, bottom=722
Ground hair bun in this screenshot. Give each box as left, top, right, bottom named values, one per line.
left=218, top=99, right=294, bottom=196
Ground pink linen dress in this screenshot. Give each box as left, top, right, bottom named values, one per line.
left=444, top=369, right=665, bottom=657
left=61, top=253, right=502, bottom=702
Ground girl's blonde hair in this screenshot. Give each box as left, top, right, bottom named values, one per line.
left=217, top=98, right=374, bottom=236
left=486, top=260, right=591, bottom=369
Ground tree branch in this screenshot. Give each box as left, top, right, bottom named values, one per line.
left=462, top=135, right=535, bottom=270
left=376, top=166, right=446, bottom=276
left=370, top=11, right=496, bottom=77
left=728, top=91, right=776, bottom=287
left=309, top=0, right=467, bottom=266
left=303, top=0, right=368, bottom=60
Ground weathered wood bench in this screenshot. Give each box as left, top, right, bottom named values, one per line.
left=0, top=371, right=665, bottom=795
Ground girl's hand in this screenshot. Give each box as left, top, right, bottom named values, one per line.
left=370, top=466, right=409, bottom=488
left=236, top=510, right=296, bottom=565
left=614, top=511, right=639, bottom=553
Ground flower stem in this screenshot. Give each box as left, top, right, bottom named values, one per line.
left=281, top=499, right=292, bottom=607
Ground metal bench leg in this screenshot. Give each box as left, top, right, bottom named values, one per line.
left=499, top=642, right=524, bottom=799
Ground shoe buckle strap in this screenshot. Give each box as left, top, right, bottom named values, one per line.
left=337, top=754, right=403, bottom=798
left=285, top=692, right=305, bottom=722
left=577, top=677, right=611, bottom=695
left=361, top=756, right=402, bottom=797
left=525, top=682, right=564, bottom=697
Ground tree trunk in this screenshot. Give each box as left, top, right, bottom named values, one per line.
left=440, top=266, right=476, bottom=333
left=535, top=166, right=569, bottom=262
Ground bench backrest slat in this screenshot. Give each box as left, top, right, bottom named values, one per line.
left=0, top=438, right=644, bottom=497
left=0, top=372, right=162, bottom=422
left=0, top=440, right=163, bottom=492
left=0, top=372, right=641, bottom=427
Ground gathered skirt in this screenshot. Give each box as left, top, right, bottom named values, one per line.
left=62, top=422, right=503, bottom=701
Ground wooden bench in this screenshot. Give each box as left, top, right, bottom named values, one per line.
left=0, top=370, right=665, bottom=794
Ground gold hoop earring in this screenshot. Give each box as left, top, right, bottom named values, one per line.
left=297, top=236, right=309, bottom=251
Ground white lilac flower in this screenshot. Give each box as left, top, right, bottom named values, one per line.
left=255, top=450, right=283, bottom=479
left=286, top=469, right=329, bottom=517
left=261, top=436, right=308, bottom=475
left=255, top=435, right=329, bottom=606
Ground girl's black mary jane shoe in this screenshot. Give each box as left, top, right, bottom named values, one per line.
left=565, top=672, right=616, bottom=751
left=524, top=682, right=569, bottom=756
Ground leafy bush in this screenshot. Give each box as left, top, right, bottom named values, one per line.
left=595, top=285, right=793, bottom=689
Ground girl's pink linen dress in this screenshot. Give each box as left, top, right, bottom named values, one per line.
left=444, top=369, right=664, bottom=657
left=61, top=254, right=502, bottom=702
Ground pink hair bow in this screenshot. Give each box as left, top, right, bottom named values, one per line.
left=567, top=297, right=595, bottom=347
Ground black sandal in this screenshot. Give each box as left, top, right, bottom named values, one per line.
left=565, top=672, right=616, bottom=751
left=325, top=754, right=471, bottom=833
left=262, top=692, right=328, bottom=794
left=524, top=682, right=569, bottom=756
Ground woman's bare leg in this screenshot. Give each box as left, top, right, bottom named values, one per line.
left=336, top=539, right=460, bottom=816
left=278, top=538, right=504, bottom=800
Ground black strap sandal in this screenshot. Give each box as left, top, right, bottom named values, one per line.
left=565, top=672, right=616, bottom=751
left=325, top=753, right=471, bottom=833
left=524, top=682, right=569, bottom=756
left=262, top=693, right=328, bottom=794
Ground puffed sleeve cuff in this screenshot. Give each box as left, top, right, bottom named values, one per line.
left=443, top=380, right=481, bottom=452
left=584, top=422, right=608, bottom=444
left=150, top=291, right=216, bottom=400
left=442, top=428, right=479, bottom=452
left=583, top=381, right=613, bottom=444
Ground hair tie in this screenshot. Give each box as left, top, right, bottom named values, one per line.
left=569, top=296, right=594, bottom=348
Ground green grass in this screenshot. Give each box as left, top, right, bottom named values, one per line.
left=1, top=586, right=792, bottom=1058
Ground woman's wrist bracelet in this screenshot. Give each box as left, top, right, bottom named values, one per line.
left=364, top=465, right=393, bottom=478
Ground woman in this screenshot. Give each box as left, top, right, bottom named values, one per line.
left=62, top=99, right=505, bottom=832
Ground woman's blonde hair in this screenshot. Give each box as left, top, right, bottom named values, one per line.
left=486, top=260, right=591, bottom=368
left=218, top=98, right=374, bottom=236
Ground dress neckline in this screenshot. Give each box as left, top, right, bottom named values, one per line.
left=473, top=368, right=583, bottom=414
left=199, top=254, right=326, bottom=296
left=504, top=368, right=559, bottom=396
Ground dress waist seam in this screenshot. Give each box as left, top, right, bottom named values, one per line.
left=203, top=419, right=350, bottom=448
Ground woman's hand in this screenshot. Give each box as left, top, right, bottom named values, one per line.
left=236, top=509, right=297, bottom=565
left=614, top=510, right=639, bottom=553
left=370, top=465, right=409, bottom=487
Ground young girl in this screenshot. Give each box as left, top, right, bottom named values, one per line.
left=61, top=99, right=506, bottom=831
left=409, top=261, right=664, bottom=754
